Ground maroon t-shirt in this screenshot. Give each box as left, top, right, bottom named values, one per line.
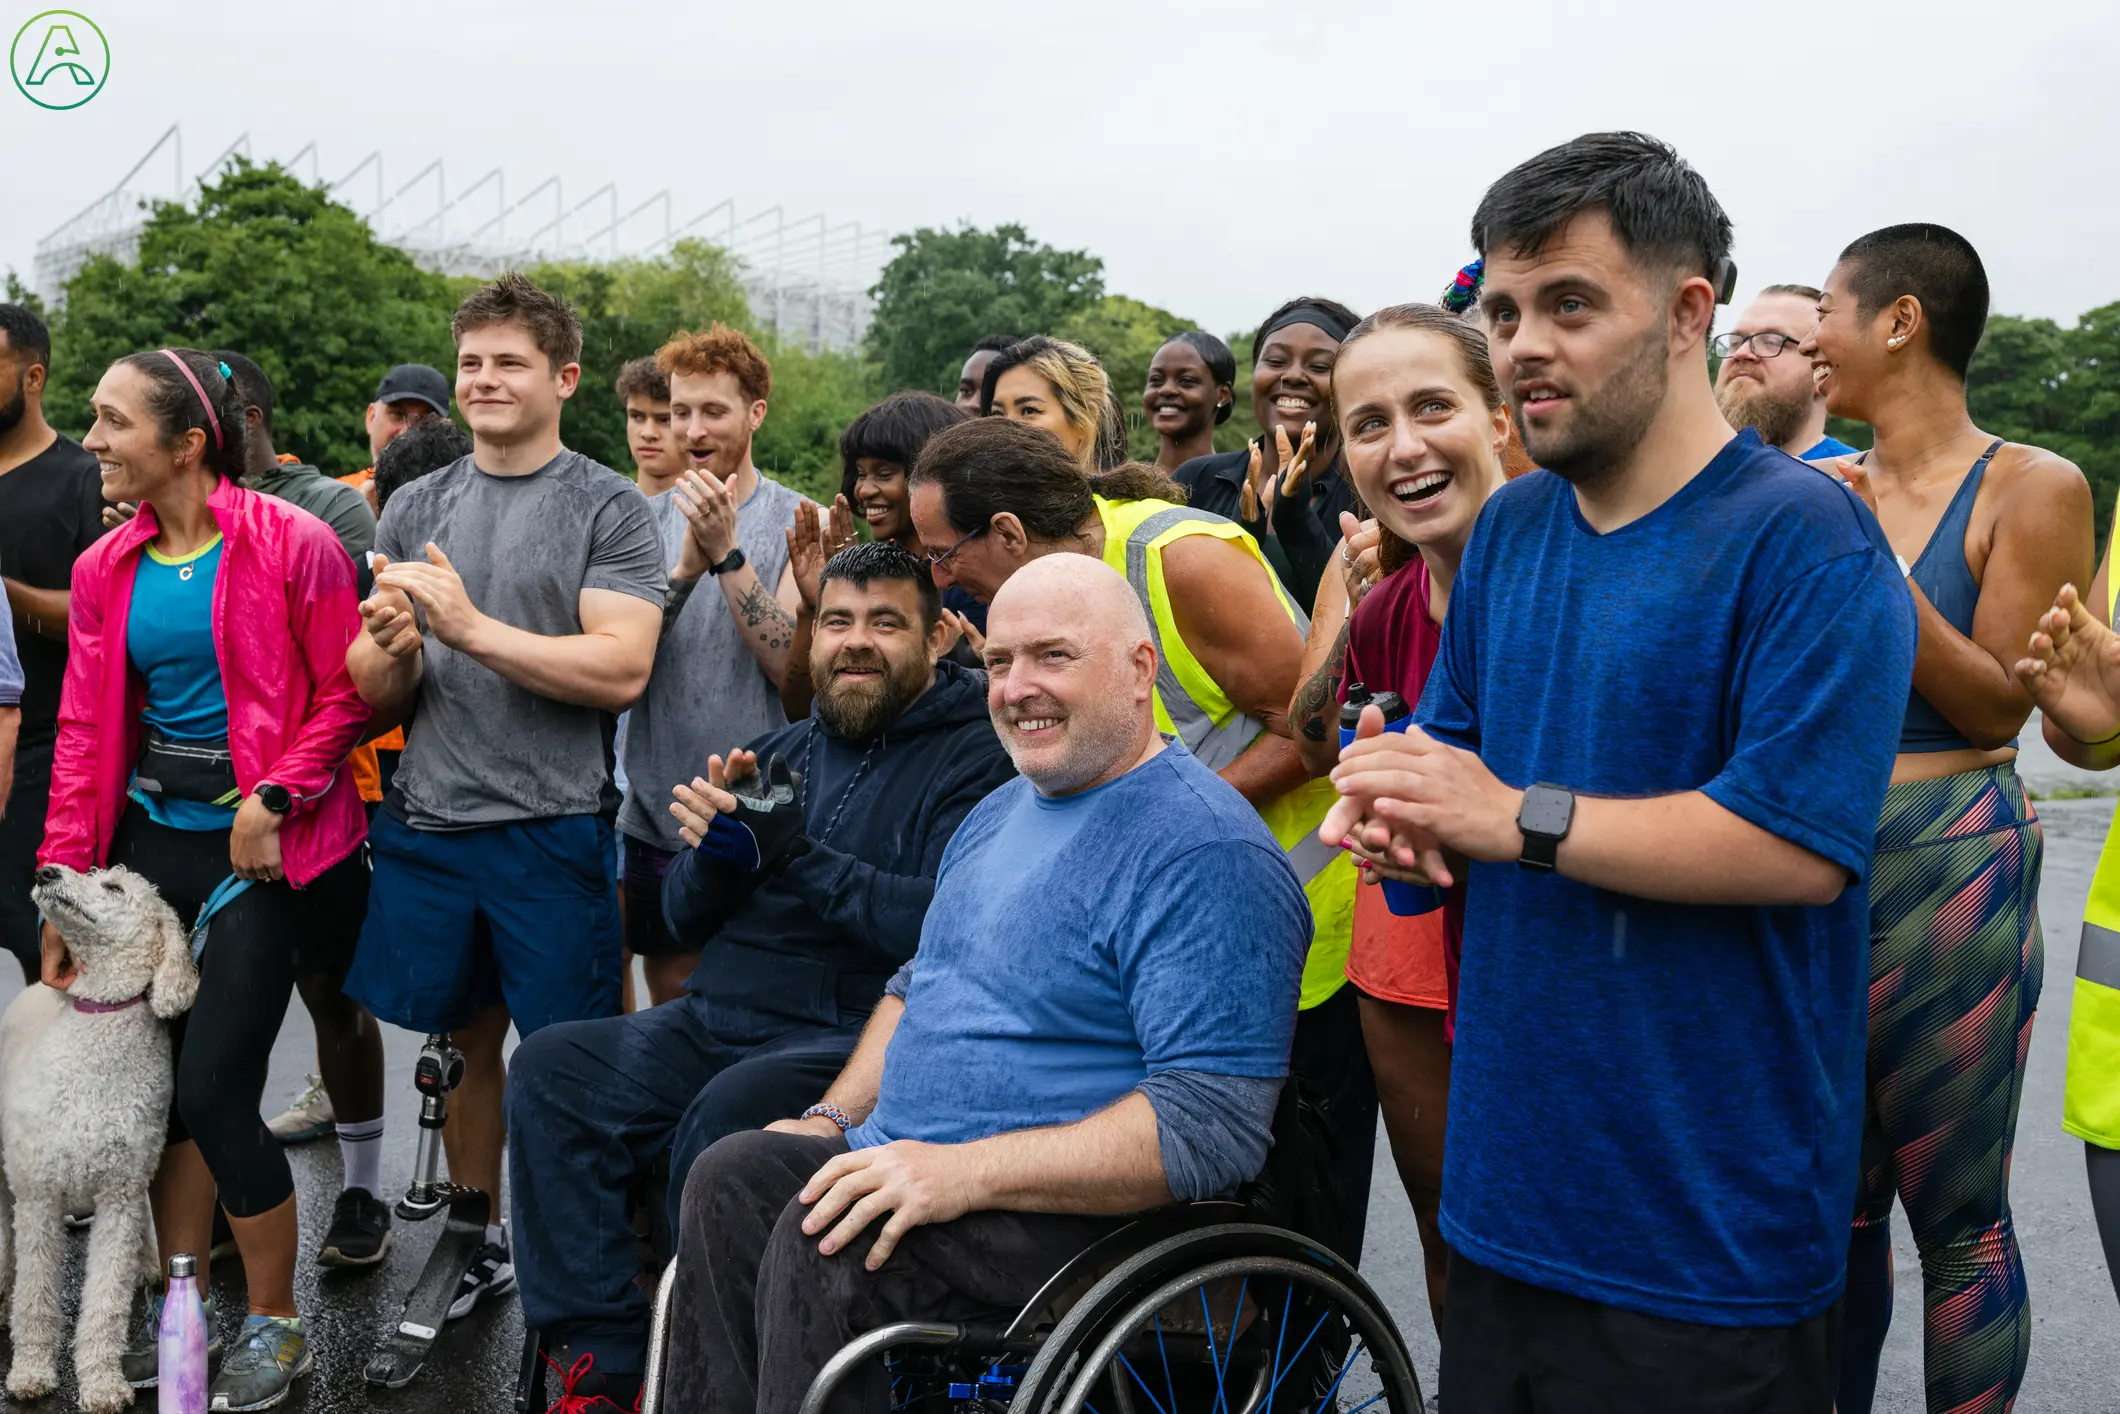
left=1336, top=556, right=1464, bottom=1027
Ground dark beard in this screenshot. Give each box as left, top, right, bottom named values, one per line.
left=1716, top=379, right=1811, bottom=451
left=811, top=651, right=931, bottom=740
left=1519, top=323, right=1668, bottom=487
left=0, top=379, right=25, bottom=439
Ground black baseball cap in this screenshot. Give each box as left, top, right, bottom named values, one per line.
left=371, top=364, right=452, bottom=417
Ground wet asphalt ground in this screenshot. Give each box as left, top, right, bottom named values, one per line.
left=1, top=791, right=2115, bottom=1411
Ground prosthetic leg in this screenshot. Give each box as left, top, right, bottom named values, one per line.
left=364, top=1033, right=495, bottom=1388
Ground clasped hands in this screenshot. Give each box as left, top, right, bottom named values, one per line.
left=1320, top=703, right=1527, bottom=887
left=361, top=542, right=484, bottom=657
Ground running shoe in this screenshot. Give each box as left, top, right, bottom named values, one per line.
left=446, top=1240, right=516, bottom=1320
left=209, top=1315, right=310, bottom=1412
left=122, top=1289, right=219, bottom=1388
left=316, top=1187, right=393, bottom=1268
left=265, top=1074, right=334, bottom=1145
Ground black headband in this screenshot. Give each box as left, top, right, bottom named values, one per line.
left=1258, top=302, right=1355, bottom=345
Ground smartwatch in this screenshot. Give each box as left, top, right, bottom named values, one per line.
left=708, top=547, right=747, bottom=577
left=256, top=782, right=294, bottom=816
left=1516, top=783, right=1575, bottom=873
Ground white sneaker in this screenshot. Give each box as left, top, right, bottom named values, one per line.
left=266, top=1074, right=334, bottom=1145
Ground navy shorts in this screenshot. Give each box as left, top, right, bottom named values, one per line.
left=347, top=810, right=623, bottom=1036
left=621, top=838, right=687, bottom=957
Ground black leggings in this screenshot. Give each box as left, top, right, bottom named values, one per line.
left=108, top=803, right=360, bottom=1217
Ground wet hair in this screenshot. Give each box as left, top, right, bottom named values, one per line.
left=975, top=335, right=1127, bottom=472
left=969, top=332, right=1019, bottom=356
left=0, top=303, right=52, bottom=372
left=1330, top=305, right=1506, bottom=576
left=211, top=349, right=274, bottom=436
left=1254, top=297, right=1361, bottom=350
left=1836, top=224, right=1990, bottom=380
left=657, top=322, right=772, bottom=404
left=453, top=272, right=583, bottom=370
left=1470, top=131, right=1732, bottom=286
left=614, top=355, right=670, bottom=405
left=819, top=539, right=942, bottom=631
left=375, top=418, right=472, bottom=514
left=1159, top=331, right=1238, bottom=426
left=114, top=348, right=248, bottom=481
left=838, top=391, right=968, bottom=503
left=1760, top=283, right=1823, bottom=303
left=910, top=418, right=1182, bottom=543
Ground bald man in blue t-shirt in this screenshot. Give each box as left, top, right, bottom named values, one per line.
left=654, top=553, right=1313, bottom=1414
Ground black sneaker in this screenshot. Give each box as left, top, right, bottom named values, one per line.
left=445, top=1240, right=515, bottom=1320
left=317, top=1188, right=393, bottom=1268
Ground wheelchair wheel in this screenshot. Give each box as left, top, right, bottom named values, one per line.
left=1011, top=1223, right=1422, bottom=1414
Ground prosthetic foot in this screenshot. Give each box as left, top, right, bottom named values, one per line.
left=364, top=1033, right=495, bottom=1389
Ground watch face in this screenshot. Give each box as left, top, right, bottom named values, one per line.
left=259, top=784, right=292, bottom=813
left=1520, top=785, right=1574, bottom=839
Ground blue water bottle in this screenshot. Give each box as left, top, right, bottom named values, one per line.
left=1340, top=687, right=1445, bottom=917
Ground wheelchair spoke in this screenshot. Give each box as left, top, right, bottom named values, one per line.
left=1210, top=1277, right=1247, bottom=1414
left=1260, top=1304, right=1333, bottom=1413
left=1310, top=1339, right=1366, bottom=1413
left=1339, top=1393, right=1387, bottom=1414
left=1155, top=1311, right=1179, bottom=1414
left=1264, top=1280, right=1292, bottom=1414
left=1116, top=1354, right=1172, bottom=1414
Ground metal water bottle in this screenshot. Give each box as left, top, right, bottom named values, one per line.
left=158, top=1253, right=208, bottom=1414
left=1338, top=687, right=1445, bottom=917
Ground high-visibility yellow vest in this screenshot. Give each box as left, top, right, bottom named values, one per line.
left=2067, top=572, right=2120, bottom=1149
left=1095, top=496, right=1354, bottom=1010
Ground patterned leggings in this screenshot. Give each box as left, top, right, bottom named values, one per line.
left=1838, top=764, right=2043, bottom=1414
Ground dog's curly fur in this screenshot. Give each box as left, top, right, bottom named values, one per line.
left=2, top=865, right=197, bottom=1411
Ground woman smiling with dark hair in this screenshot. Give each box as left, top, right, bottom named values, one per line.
left=1144, top=330, right=1235, bottom=474
left=1173, top=296, right=1361, bottom=603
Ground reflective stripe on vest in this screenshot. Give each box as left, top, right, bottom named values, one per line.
left=2082, top=922, right=2120, bottom=991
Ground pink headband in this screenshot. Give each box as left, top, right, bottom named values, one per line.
left=157, top=349, right=223, bottom=450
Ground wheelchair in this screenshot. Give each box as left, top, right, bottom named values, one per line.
left=522, top=1090, right=1424, bottom=1413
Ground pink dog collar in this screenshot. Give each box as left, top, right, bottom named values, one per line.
left=69, top=993, right=146, bottom=1014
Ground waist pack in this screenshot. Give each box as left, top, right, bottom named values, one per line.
left=132, top=726, right=241, bottom=807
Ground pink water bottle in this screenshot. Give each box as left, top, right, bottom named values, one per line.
left=158, top=1253, right=207, bottom=1414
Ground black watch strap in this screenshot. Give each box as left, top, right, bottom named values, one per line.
left=1516, top=783, right=1575, bottom=874
left=257, top=782, right=294, bottom=816
left=708, top=546, right=747, bottom=577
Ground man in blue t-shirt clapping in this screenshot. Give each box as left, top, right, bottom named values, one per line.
left=1325, top=133, right=1916, bottom=1411
left=659, top=552, right=1313, bottom=1414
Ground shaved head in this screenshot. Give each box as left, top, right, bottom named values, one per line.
left=982, top=553, right=1161, bottom=796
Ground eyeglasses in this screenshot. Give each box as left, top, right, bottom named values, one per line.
left=1712, top=331, right=1803, bottom=359
left=925, top=524, right=989, bottom=568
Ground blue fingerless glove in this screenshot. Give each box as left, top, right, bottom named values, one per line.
left=694, top=755, right=809, bottom=872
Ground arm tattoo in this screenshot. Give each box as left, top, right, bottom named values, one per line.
left=1292, top=621, right=1352, bottom=743
left=737, top=580, right=795, bottom=651
left=660, top=574, right=701, bottom=643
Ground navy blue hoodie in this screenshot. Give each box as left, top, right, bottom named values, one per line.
left=662, top=657, right=1015, bottom=1044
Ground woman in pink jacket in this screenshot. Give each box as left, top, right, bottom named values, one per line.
left=38, top=347, right=367, bottom=1405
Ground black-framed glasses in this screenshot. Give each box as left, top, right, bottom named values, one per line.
left=925, top=523, right=989, bottom=568
left=1712, top=331, right=1803, bottom=358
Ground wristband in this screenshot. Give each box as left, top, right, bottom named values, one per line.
left=801, top=1102, right=853, bottom=1132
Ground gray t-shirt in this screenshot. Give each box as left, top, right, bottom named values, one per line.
left=375, top=449, right=666, bottom=829
left=617, top=472, right=806, bottom=851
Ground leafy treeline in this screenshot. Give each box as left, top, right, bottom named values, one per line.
left=21, top=161, right=2118, bottom=521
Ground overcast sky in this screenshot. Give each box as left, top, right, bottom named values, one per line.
left=6, top=0, right=2116, bottom=339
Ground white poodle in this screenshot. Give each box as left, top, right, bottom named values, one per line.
left=3, top=863, right=198, bottom=1412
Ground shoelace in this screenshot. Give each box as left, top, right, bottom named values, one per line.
left=541, top=1350, right=640, bottom=1414
left=222, top=1320, right=300, bottom=1374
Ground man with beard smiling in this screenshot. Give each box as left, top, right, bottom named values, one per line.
left=503, top=541, right=1014, bottom=1411
left=1713, top=284, right=1860, bottom=460
left=1323, top=133, right=1914, bottom=1409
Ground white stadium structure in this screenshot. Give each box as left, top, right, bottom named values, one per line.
left=31, top=126, right=892, bottom=351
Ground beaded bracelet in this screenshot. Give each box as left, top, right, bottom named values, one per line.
left=801, top=1102, right=854, bottom=1131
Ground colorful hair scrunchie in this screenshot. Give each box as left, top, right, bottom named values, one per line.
left=1440, top=259, right=1484, bottom=315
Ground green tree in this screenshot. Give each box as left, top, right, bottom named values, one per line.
left=47, top=158, right=458, bottom=476
left=751, top=341, right=882, bottom=503
left=866, top=224, right=1103, bottom=395
left=1217, top=330, right=1264, bottom=456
